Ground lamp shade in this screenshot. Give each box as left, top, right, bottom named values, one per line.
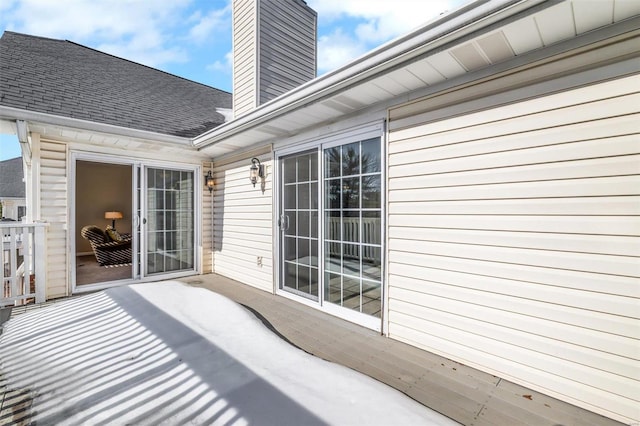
left=104, top=211, right=123, bottom=220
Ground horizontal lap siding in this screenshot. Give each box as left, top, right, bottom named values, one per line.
left=202, top=162, right=214, bottom=274
left=387, top=74, right=640, bottom=423
left=40, top=140, right=68, bottom=299
left=212, top=151, right=272, bottom=292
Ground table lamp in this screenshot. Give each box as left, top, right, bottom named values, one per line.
left=105, top=211, right=123, bottom=230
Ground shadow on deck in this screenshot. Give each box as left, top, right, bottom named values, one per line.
left=0, top=273, right=624, bottom=426
left=184, top=273, right=624, bottom=426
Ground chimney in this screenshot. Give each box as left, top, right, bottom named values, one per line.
left=232, top=0, right=317, bottom=118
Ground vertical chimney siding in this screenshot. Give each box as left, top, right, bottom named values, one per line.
left=257, top=0, right=316, bottom=105
left=233, top=0, right=317, bottom=118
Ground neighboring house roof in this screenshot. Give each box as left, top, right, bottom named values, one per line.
left=0, top=31, right=232, bottom=138
left=0, top=156, right=25, bottom=198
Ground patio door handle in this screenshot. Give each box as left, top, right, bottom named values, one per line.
left=279, top=214, right=290, bottom=232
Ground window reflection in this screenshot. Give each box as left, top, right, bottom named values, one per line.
left=361, top=138, right=381, bottom=173
left=323, top=137, right=382, bottom=318
left=362, top=175, right=381, bottom=209
left=146, top=168, right=194, bottom=274
left=362, top=211, right=381, bottom=245
left=342, top=143, right=360, bottom=176
left=325, top=211, right=341, bottom=241
left=325, top=179, right=341, bottom=209
left=297, top=156, right=310, bottom=181
left=281, top=151, right=320, bottom=300
left=284, top=157, right=297, bottom=183
left=342, top=177, right=360, bottom=209
left=325, top=147, right=340, bottom=178
left=298, top=183, right=310, bottom=209
left=342, top=211, right=359, bottom=242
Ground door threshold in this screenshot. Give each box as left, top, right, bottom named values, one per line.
left=276, top=289, right=382, bottom=332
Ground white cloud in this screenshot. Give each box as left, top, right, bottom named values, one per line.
left=206, top=50, right=232, bottom=73
left=317, top=28, right=367, bottom=73
left=0, top=0, right=472, bottom=83
left=309, top=0, right=455, bottom=31
left=4, top=0, right=190, bottom=40
left=0, top=0, right=196, bottom=67
left=308, top=0, right=464, bottom=73
left=188, top=5, right=230, bottom=45
left=0, top=0, right=18, bottom=14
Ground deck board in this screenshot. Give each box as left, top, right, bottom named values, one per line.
left=185, top=273, right=625, bottom=426
left=2, top=274, right=625, bottom=426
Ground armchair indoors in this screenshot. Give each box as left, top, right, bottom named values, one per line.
left=81, top=225, right=132, bottom=267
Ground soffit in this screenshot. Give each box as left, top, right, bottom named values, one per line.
left=199, top=0, right=640, bottom=158
left=27, top=121, right=208, bottom=162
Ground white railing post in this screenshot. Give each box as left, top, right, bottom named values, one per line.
left=9, top=226, right=18, bottom=300
left=34, top=223, right=47, bottom=303
left=1, top=222, right=48, bottom=306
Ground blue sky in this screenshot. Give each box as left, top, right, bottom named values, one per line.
left=0, top=0, right=468, bottom=160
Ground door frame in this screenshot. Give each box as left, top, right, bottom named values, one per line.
left=273, top=122, right=385, bottom=331
left=70, top=151, right=202, bottom=294
left=139, top=163, right=201, bottom=279
left=276, top=148, right=321, bottom=302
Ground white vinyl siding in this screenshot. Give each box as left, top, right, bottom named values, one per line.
left=232, top=0, right=316, bottom=117
left=202, top=161, right=214, bottom=274
left=257, top=0, right=316, bottom=104
left=39, top=139, right=68, bottom=299
left=212, top=148, right=273, bottom=292
left=387, top=74, right=640, bottom=423
left=232, top=0, right=257, bottom=117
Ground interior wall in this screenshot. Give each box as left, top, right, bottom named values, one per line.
left=76, top=161, right=132, bottom=254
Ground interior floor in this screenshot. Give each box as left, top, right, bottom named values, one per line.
left=76, top=254, right=132, bottom=286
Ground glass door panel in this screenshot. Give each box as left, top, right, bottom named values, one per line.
left=323, top=138, right=382, bottom=318
left=145, top=167, right=195, bottom=275
left=279, top=151, right=319, bottom=300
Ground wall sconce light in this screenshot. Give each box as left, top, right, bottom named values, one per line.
left=249, top=158, right=264, bottom=187
left=204, top=170, right=215, bottom=193
left=105, top=211, right=123, bottom=230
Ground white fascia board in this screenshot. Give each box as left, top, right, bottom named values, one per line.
left=0, top=105, right=193, bottom=147
left=193, top=0, right=550, bottom=150
left=16, top=120, right=32, bottom=164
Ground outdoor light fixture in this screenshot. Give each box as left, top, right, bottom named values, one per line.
left=249, top=157, right=264, bottom=187
left=205, top=170, right=215, bottom=193
left=104, top=211, right=123, bottom=230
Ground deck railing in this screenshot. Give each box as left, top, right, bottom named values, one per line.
left=1, top=222, right=48, bottom=307
left=327, top=217, right=380, bottom=261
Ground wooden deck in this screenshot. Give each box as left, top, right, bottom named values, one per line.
left=1, top=273, right=625, bottom=425
left=184, top=273, right=624, bottom=426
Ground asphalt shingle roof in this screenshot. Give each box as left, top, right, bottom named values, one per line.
left=0, top=157, right=25, bottom=198
left=0, top=31, right=232, bottom=138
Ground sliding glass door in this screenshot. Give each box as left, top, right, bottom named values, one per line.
left=279, top=151, right=320, bottom=300
left=323, top=138, right=382, bottom=318
left=144, top=167, right=195, bottom=276
left=72, top=154, right=199, bottom=292
left=277, top=135, right=383, bottom=325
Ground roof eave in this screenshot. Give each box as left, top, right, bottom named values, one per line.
left=193, top=0, right=551, bottom=150
left=0, top=105, right=193, bottom=147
